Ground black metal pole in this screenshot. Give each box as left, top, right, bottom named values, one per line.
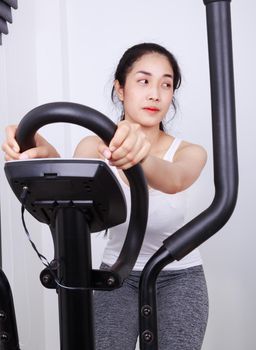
left=163, top=0, right=238, bottom=260
left=55, top=207, right=95, bottom=350
left=139, top=1, right=238, bottom=349
left=139, top=246, right=174, bottom=348
left=0, top=269, right=20, bottom=350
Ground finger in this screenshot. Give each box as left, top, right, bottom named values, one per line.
left=5, top=125, right=20, bottom=152
left=109, top=122, right=131, bottom=152
left=111, top=152, right=144, bottom=169
left=110, top=132, right=137, bottom=161
left=2, top=142, right=20, bottom=160
left=97, top=142, right=112, bottom=159
left=110, top=139, right=150, bottom=169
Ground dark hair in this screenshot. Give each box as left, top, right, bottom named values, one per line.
left=111, top=43, right=182, bottom=131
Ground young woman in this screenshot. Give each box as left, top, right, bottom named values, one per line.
left=2, top=43, right=209, bottom=350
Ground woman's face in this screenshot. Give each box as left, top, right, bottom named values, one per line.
left=115, top=53, right=174, bottom=129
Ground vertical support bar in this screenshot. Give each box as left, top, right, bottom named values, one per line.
left=55, top=207, right=95, bottom=350
left=139, top=1, right=238, bottom=349
left=163, top=0, right=238, bottom=261
left=139, top=247, right=173, bottom=349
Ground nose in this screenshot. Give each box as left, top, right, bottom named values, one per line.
left=148, top=95, right=159, bottom=102
left=147, top=86, right=160, bottom=102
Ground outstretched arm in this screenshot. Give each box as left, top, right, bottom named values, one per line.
left=140, top=143, right=207, bottom=194
left=2, top=119, right=206, bottom=195
left=82, top=121, right=207, bottom=194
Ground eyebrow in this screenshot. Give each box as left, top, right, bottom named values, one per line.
left=136, top=70, right=173, bottom=79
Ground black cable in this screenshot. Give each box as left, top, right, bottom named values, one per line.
left=20, top=186, right=91, bottom=291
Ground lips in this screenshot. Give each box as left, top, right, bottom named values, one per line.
left=143, top=107, right=160, bottom=112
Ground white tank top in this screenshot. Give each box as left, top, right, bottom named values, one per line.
left=102, top=138, right=202, bottom=270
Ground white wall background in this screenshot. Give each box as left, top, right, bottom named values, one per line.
left=0, top=0, right=255, bottom=349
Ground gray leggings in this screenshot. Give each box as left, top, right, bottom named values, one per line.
left=94, top=264, right=209, bottom=350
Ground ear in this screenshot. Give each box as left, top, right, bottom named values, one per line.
left=114, top=80, right=124, bottom=102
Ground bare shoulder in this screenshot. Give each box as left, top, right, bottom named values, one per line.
left=73, top=135, right=103, bottom=159
left=174, top=140, right=207, bottom=167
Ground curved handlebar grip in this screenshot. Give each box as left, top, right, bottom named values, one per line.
left=16, top=102, right=117, bottom=151
left=15, top=102, right=148, bottom=284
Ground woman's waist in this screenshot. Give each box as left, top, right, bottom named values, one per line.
left=102, top=244, right=202, bottom=271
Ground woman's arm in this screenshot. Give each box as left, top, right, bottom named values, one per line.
left=141, top=143, right=207, bottom=194
left=3, top=123, right=206, bottom=195
left=96, top=120, right=207, bottom=194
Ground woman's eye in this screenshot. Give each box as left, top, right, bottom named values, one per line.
left=162, top=82, right=172, bottom=89
left=138, top=79, right=148, bottom=85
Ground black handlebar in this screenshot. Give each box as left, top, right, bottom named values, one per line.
left=163, top=0, right=238, bottom=259
left=15, top=102, right=148, bottom=283
left=16, top=102, right=117, bottom=151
